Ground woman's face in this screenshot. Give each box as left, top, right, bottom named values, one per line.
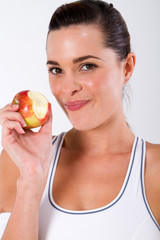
left=46, top=24, right=126, bottom=131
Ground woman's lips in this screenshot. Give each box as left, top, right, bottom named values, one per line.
left=64, top=100, right=90, bottom=111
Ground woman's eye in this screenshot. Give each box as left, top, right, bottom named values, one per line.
left=81, top=63, right=97, bottom=71
left=48, top=67, right=63, bottom=75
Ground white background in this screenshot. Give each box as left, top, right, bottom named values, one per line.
left=0, top=0, right=160, bottom=152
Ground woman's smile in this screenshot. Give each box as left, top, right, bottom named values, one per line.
left=64, top=100, right=91, bottom=111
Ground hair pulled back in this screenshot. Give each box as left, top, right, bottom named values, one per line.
left=48, top=0, right=131, bottom=61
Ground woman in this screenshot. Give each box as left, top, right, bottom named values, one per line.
left=0, top=0, right=160, bottom=239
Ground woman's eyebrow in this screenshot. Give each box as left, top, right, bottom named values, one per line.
left=46, top=60, right=59, bottom=65
left=46, top=55, right=101, bottom=66
left=72, top=55, right=101, bottom=64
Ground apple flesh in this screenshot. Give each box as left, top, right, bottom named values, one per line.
left=12, top=90, right=50, bottom=129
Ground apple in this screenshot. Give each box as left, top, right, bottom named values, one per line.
left=12, top=90, right=50, bottom=129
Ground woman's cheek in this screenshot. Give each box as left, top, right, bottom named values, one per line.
left=49, top=79, right=59, bottom=97
left=81, top=73, right=105, bottom=92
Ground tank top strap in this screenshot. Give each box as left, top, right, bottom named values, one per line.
left=51, top=131, right=66, bottom=176
left=40, top=132, right=66, bottom=203
left=119, top=136, right=144, bottom=202
left=52, top=132, right=66, bottom=152
left=125, top=137, right=145, bottom=188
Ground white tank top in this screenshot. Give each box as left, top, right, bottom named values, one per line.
left=0, top=212, right=11, bottom=239
left=38, top=132, right=160, bottom=239
left=0, top=133, right=160, bottom=239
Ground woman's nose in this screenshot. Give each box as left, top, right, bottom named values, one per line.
left=61, top=75, right=82, bottom=96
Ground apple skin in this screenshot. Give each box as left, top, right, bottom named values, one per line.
left=12, top=90, right=50, bottom=129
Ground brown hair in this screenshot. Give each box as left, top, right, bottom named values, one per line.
left=48, top=0, right=131, bottom=61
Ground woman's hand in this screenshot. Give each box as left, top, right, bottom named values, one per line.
left=0, top=103, right=53, bottom=198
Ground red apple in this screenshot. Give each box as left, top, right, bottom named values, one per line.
left=12, top=90, right=50, bottom=129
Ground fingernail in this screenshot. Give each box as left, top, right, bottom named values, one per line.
left=21, top=128, right=25, bottom=134
left=21, top=120, right=27, bottom=127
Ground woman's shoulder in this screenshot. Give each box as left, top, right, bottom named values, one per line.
left=145, top=141, right=160, bottom=224
left=145, top=141, right=160, bottom=194
left=0, top=149, right=20, bottom=183
left=146, top=141, right=160, bottom=175
left=146, top=141, right=160, bottom=163
left=0, top=150, right=19, bottom=213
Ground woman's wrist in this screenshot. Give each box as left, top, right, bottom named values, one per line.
left=16, top=175, right=44, bottom=205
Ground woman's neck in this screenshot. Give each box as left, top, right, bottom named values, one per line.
left=65, top=115, right=135, bottom=156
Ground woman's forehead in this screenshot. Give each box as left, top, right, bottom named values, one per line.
left=47, top=24, right=104, bottom=45
left=46, top=24, right=105, bottom=56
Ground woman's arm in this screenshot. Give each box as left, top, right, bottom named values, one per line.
left=2, top=179, right=41, bottom=240
left=0, top=103, right=53, bottom=239
left=0, top=150, right=19, bottom=213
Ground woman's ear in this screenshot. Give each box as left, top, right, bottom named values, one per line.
left=123, top=52, right=136, bottom=84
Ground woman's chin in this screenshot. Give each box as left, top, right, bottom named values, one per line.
left=69, top=120, right=90, bottom=131
left=69, top=119, right=98, bottom=132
